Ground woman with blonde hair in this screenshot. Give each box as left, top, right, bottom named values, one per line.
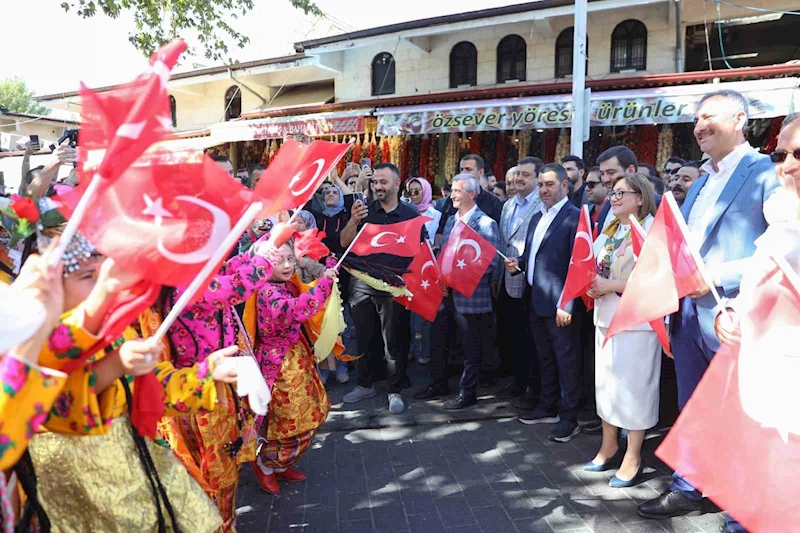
left=584, top=172, right=660, bottom=488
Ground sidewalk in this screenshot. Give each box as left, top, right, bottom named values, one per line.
left=235, top=362, right=725, bottom=533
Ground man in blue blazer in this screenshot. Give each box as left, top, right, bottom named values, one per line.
left=505, top=163, right=582, bottom=443
left=637, top=90, right=779, bottom=533
left=415, top=173, right=500, bottom=410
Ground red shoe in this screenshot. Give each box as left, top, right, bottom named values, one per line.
left=275, top=467, right=306, bottom=483
left=250, top=462, right=280, bottom=494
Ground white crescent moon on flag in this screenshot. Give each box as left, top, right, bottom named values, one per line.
left=156, top=196, right=232, bottom=264
left=116, top=122, right=147, bottom=140
left=370, top=231, right=399, bottom=248
left=456, top=239, right=482, bottom=263
left=421, top=260, right=435, bottom=276
left=289, top=158, right=326, bottom=197
left=575, top=231, right=594, bottom=262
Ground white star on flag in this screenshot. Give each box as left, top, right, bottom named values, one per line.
left=396, top=235, right=406, bottom=244
left=456, top=259, right=466, bottom=269
left=150, top=60, right=171, bottom=90
left=421, top=279, right=430, bottom=289
left=142, top=194, right=174, bottom=226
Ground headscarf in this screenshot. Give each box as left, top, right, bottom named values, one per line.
left=322, top=185, right=345, bottom=217
left=408, top=178, right=432, bottom=213
left=296, top=210, right=317, bottom=230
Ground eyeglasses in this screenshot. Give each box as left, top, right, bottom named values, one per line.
left=607, top=189, right=641, bottom=200
left=585, top=181, right=603, bottom=189
left=664, top=167, right=681, bottom=175
left=769, top=149, right=800, bottom=163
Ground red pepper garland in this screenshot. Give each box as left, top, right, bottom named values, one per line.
left=493, top=132, right=506, bottom=179
left=637, top=125, right=659, bottom=165
left=351, top=136, right=363, bottom=165
left=401, top=137, right=411, bottom=179
left=419, top=135, right=430, bottom=179
left=367, top=133, right=377, bottom=163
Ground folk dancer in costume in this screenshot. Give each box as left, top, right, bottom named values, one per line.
left=247, top=240, right=336, bottom=494
left=144, top=224, right=296, bottom=532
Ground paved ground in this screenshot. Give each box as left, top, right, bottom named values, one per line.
left=235, top=363, right=725, bottom=533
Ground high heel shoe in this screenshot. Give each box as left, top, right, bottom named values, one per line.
left=583, top=448, right=623, bottom=472
left=609, top=464, right=645, bottom=488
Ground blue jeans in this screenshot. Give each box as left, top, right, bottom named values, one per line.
left=409, top=312, right=431, bottom=361
left=319, top=359, right=349, bottom=381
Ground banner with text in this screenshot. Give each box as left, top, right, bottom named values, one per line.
left=210, top=109, right=368, bottom=143
left=376, top=79, right=799, bottom=135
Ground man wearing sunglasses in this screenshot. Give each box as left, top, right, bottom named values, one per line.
left=638, top=90, right=779, bottom=533
left=663, top=156, right=686, bottom=190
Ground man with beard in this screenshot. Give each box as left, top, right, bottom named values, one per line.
left=340, top=162, right=420, bottom=415
left=671, top=162, right=701, bottom=206
left=563, top=155, right=587, bottom=206
left=663, top=156, right=686, bottom=190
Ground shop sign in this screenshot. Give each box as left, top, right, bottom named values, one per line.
left=376, top=80, right=799, bottom=135
left=209, top=110, right=368, bottom=143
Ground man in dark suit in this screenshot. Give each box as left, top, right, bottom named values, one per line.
left=504, top=163, right=582, bottom=443
left=435, top=154, right=503, bottom=250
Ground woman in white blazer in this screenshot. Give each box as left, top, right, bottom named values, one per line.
left=584, top=172, right=661, bottom=489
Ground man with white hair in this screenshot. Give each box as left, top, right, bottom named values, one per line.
left=505, top=166, right=518, bottom=198
left=638, top=90, right=779, bottom=533
left=414, top=173, right=499, bottom=410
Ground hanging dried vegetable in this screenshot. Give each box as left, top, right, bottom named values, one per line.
left=390, top=135, right=403, bottom=168
left=401, top=136, right=412, bottom=179
left=636, top=125, right=659, bottom=165
left=419, top=135, right=430, bottom=179
left=444, top=133, right=459, bottom=181
left=493, top=133, right=506, bottom=179
left=409, top=135, right=422, bottom=178
left=367, top=132, right=378, bottom=163
left=428, top=135, right=439, bottom=182
left=382, top=137, right=391, bottom=165
left=351, top=135, right=363, bottom=164
left=545, top=130, right=558, bottom=162
left=554, top=130, right=570, bottom=163
left=656, top=126, right=674, bottom=172
left=518, top=129, right=531, bottom=159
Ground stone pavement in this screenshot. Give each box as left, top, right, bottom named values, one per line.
left=236, top=363, right=726, bottom=533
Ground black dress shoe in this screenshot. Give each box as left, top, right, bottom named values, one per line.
left=413, top=385, right=450, bottom=400
left=443, top=394, right=477, bottom=410
left=637, top=490, right=702, bottom=519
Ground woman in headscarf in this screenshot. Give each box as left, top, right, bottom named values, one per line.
left=405, top=177, right=441, bottom=364
left=318, top=184, right=353, bottom=258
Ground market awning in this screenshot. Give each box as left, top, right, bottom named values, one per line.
left=375, top=77, right=800, bottom=135
left=267, top=82, right=334, bottom=110
left=209, top=108, right=370, bottom=143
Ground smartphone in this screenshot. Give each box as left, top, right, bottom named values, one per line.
left=29, top=135, right=40, bottom=151
left=353, top=192, right=366, bottom=205
left=360, top=157, right=371, bottom=170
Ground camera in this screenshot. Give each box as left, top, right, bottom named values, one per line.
left=51, top=129, right=79, bottom=150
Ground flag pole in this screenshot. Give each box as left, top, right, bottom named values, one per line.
left=49, top=174, right=103, bottom=268
left=663, top=192, right=725, bottom=308
left=333, top=223, right=369, bottom=271
left=151, top=201, right=264, bottom=344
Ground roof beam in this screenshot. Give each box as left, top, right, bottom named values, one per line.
left=403, top=36, right=432, bottom=54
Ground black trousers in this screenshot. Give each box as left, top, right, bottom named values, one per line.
left=430, top=299, right=494, bottom=398
left=576, top=301, right=596, bottom=409
left=529, top=310, right=582, bottom=422
left=352, top=295, right=410, bottom=393
left=500, top=290, right=539, bottom=395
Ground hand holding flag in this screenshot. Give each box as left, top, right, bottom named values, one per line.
left=559, top=205, right=596, bottom=311
left=438, top=221, right=497, bottom=298
left=394, top=243, right=444, bottom=322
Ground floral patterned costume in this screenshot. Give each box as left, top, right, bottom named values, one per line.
left=254, top=267, right=333, bottom=469
left=153, top=245, right=277, bottom=533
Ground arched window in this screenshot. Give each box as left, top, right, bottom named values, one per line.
left=497, top=35, right=527, bottom=83
left=555, top=27, right=589, bottom=78
left=371, top=52, right=396, bottom=96
left=610, top=20, right=647, bottom=72
left=224, top=86, right=241, bottom=121
left=450, top=42, right=478, bottom=88
left=169, top=95, right=177, bottom=128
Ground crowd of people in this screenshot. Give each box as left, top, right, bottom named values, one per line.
left=1, top=87, right=798, bottom=533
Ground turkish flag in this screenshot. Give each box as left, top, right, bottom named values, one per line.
left=604, top=194, right=706, bottom=345
left=656, top=252, right=800, bottom=533
left=294, top=228, right=330, bottom=261
left=438, top=220, right=497, bottom=298
left=394, top=244, right=444, bottom=322
left=78, top=39, right=186, bottom=185
left=253, top=138, right=350, bottom=217
left=629, top=217, right=672, bottom=357
left=559, top=205, right=596, bottom=311
left=349, top=218, right=430, bottom=258
left=57, top=149, right=253, bottom=288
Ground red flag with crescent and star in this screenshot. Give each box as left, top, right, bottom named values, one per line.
left=394, top=243, right=444, bottom=322
left=656, top=251, right=800, bottom=533
left=559, top=205, right=596, bottom=311
left=604, top=194, right=706, bottom=346
left=349, top=218, right=431, bottom=258
left=56, top=149, right=253, bottom=288
left=77, top=39, right=186, bottom=185
left=253, top=138, right=351, bottom=217
left=629, top=217, right=672, bottom=356
left=438, top=220, right=497, bottom=298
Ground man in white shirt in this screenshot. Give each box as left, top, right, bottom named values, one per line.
left=505, top=164, right=582, bottom=443
left=638, top=90, right=779, bottom=533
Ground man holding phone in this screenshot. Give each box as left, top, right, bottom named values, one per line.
left=341, top=162, right=421, bottom=415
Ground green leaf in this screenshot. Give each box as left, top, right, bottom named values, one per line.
left=0, top=77, right=52, bottom=116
